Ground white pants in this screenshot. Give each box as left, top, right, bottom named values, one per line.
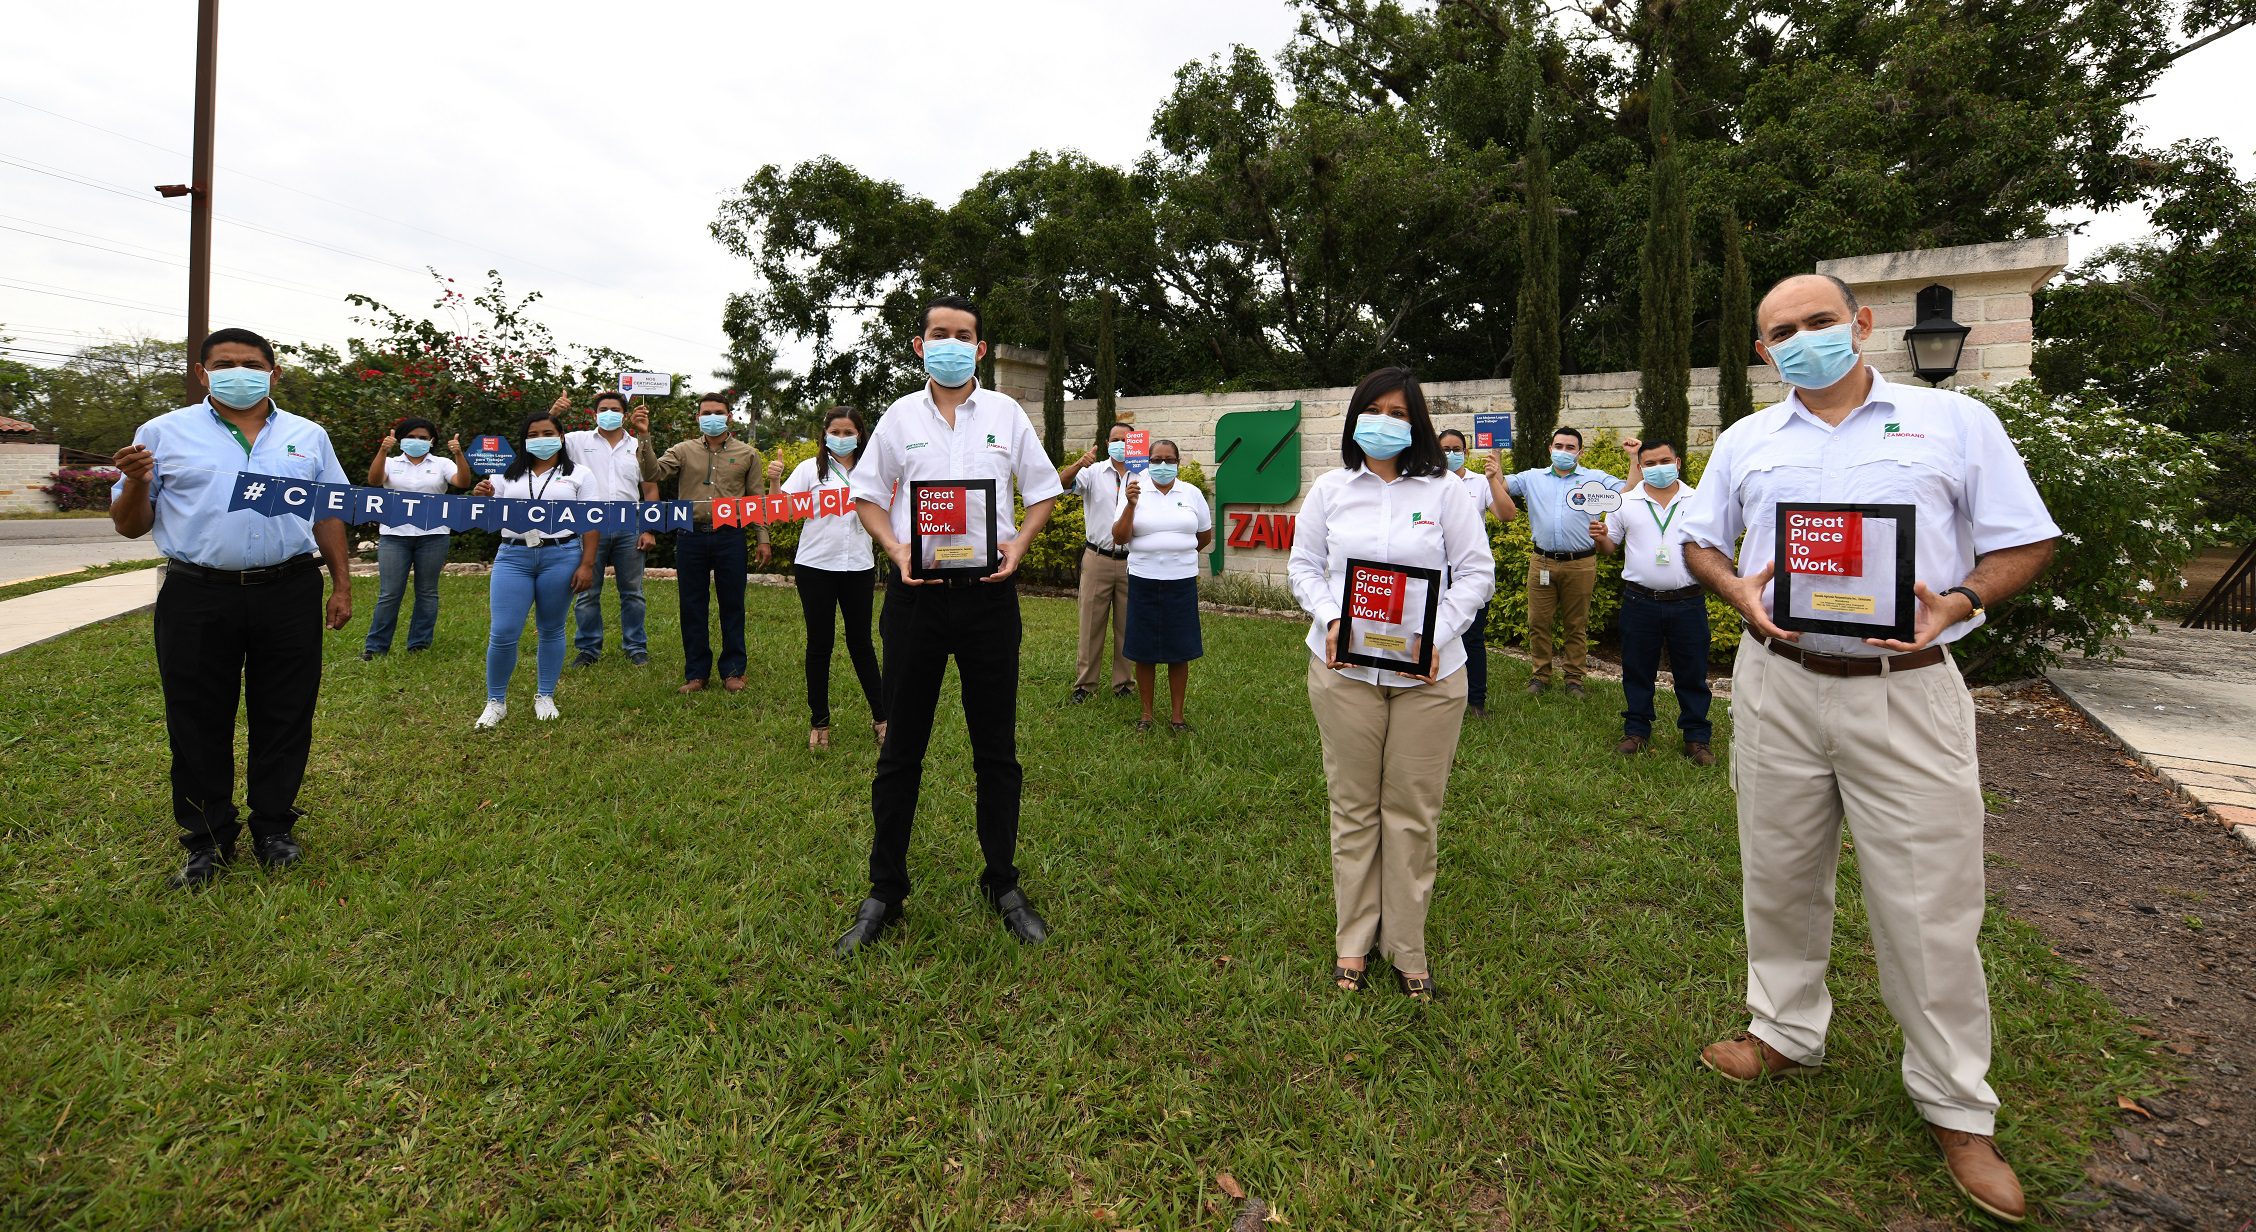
left=1730, top=643, right=2000, bottom=1134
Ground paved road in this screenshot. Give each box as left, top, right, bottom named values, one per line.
left=0, top=517, right=163, bottom=585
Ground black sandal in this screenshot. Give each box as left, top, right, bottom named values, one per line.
left=1395, top=970, right=1438, bottom=1002
left=1134, top=718, right=1153, bottom=733
left=1169, top=720, right=1191, bottom=734
left=1331, top=963, right=1367, bottom=992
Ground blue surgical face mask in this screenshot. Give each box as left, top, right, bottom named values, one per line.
left=1444, top=450, right=1465, bottom=472
left=206, top=367, right=271, bottom=410
left=525, top=436, right=563, bottom=460
left=1353, top=414, right=1413, bottom=460
left=1644, top=463, right=1680, bottom=488
left=698, top=414, right=729, bottom=437
left=400, top=438, right=432, bottom=459
left=1145, top=461, right=1179, bottom=486
left=825, top=434, right=859, bottom=456
left=1107, top=440, right=1128, bottom=463
left=1766, top=322, right=1861, bottom=390
left=1550, top=450, right=1579, bottom=472
left=922, top=338, right=978, bottom=388
left=595, top=409, right=625, bottom=432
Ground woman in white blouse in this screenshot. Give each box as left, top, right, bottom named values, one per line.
left=1109, top=438, right=1214, bottom=732
left=1288, top=367, right=1496, bottom=1002
left=470, top=408, right=598, bottom=729
left=360, top=415, right=472, bottom=659
left=768, top=407, right=886, bottom=750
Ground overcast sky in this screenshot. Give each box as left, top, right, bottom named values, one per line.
left=2, top=1, right=2247, bottom=386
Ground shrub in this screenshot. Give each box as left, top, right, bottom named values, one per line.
left=41, top=468, right=119, bottom=512
left=1959, top=384, right=2218, bottom=680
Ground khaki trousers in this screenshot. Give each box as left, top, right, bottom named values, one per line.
left=1526, top=554, right=1597, bottom=683
left=1074, top=548, right=1131, bottom=692
left=1307, top=655, right=1468, bottom=973
left=1730, top=642, right=2000, bottom=1134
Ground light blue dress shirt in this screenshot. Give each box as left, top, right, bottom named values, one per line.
left=1506, top=464, right=1625, bottom=553
left=112, top=401, right=349, bottom=570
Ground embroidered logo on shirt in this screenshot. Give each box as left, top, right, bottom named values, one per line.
left=1410, top=510, right=1437, bottom=528
left=906, top=441, right=928, bottom=451
left=1881, top=421, right=1927, bottom=440
left=285, top=444, right=306, bottom=457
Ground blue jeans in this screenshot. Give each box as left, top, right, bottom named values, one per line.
left=486, top=543, right=576, bottom=701
left=572, top=531, right=647, bottom=658
left=675, top=528, right=747, bottom=682
left=1618, top=590, right=1713, bottom=744
left=364, top=532, right=449, bottom=654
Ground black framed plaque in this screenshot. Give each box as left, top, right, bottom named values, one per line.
left=1338, top=558, right=1443, bottom=675
left=1772, top=502, right=1916, bottom=641
left=909, top=479, right=1001, bottom=579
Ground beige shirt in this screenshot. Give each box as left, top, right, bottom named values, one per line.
left=641, top=434, right=769, bottom=538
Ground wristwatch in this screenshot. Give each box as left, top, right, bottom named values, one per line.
left=1942, top=585, right=1985, bottom=617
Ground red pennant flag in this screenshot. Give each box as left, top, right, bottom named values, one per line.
left=817, top=486, right=849, bottom=517
left=712, top=497, right=739, bottom=528
left=741, top=494, right=767, bottom=525
left=787, top=491, right=817, bottom=521
left=763, top=495, right=791, bottom=523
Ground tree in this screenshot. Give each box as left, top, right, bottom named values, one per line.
left=1042, top=290, right=1067, bottom=459
left=1636, top=62, right=1693, bottom=449
left=31, top=338, right=183, bottom=455
left=1718, top=207, right=1755, bottom=428
left=1511, top=109, right=1561, bottom=472
left=1094, top=291, right=1120, bottom=437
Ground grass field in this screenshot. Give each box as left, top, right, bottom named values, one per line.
left=0, top=576, right=2153, bottom=1229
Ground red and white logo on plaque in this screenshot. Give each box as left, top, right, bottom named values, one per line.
left=1784, top=510, right=1864, bottom=576
left=1348, top=566, right=1406, bottom=623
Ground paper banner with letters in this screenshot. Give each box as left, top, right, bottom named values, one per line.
left=221, top=472, right=852, bottom=535
left=1337, top=557, right=1443, bottom=676
left=1771, top=502, right=1916, bottom=640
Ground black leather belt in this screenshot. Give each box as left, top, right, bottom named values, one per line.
left=508, top=537, right=571, bottom=549
left=1535, top=548, right=1595, bottom=562
left=167, top=555, right=316, bottom=586
left=1084, top=541, right=1128, bottom=561
left=1626, top=581, right=1704, bottom=603
left=1744, top=626, right=1947, bottom=677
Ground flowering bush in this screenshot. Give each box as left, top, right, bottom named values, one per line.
left=1960, top=383, right=2218, bottom=680
left=41, top=467, right=119, bottom=512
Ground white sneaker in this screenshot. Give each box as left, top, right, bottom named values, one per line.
left=533, top=695, right=560, bottom=721
left=475, top=700, right=507, bottom=729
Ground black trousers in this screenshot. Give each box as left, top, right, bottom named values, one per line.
left=153, top=563, right=324, bottom=851
left=1619, top=590, right=1714, bottom=744
left=675, top=527, right=747, bottom=682
left=795, top=565, right=884, bottom=728
left=1461, top=598, right=1492, bottom=708
left=869, top=577, right=1023, bottom=906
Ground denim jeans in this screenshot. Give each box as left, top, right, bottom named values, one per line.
left=572, top=531, right=647, bottom=658
left=486, top=543, right=577, bottom=701
left=364, top=532, right=449, bottom=654
left=1618, top=590, right=1713, bottom=744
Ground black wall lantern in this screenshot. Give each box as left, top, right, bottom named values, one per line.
left=1904, top=283, right=1971, bottom=386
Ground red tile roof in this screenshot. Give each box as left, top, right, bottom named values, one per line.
left=0, top=415, right=36, bottom=435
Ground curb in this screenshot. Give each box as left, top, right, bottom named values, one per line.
left=2044, top=668, right=2256, bottom=846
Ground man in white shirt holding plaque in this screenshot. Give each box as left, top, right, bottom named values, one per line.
left=1592, top=437, right=1712, bottom=764
left=835, top=295, right=1064, bottom=957
left=1679, top=273, right=2059, bottom=1225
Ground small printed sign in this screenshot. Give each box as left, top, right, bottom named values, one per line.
left=1473, top=412, right=1514, bottom=452
left=619, top=371, right=673, bottom=398
left=915, top=485, right=969, bottom=536
left=1348, top=566, right=1406, bottom=624
left=1566, top=479, right=1623, bottom=516
left=1124, top=430, right=1151, bottom=477
left=1337, top=558, right=1442, bottom=676
left=1772, top=502, right=1916, bottom=641
left=465, top=435, right=516, bottom=477
left=1784, top=509, right=1865, bottom=576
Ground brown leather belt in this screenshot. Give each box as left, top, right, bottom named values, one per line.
left=1744, top=627, right=1946, bottom=677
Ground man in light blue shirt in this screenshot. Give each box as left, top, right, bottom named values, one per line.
left=110, top=327, right=353, bottom=890
left=1503, top=426, right=1627, bottom=696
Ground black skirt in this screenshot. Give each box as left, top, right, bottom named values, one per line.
left=1125, top=573, right=1203, bottom=665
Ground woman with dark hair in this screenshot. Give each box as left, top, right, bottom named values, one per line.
left=1435, top=427, right=1515, bottom=716
left=470, top=408, right=598, bottom=728
left=360, top=415, right=472, bottom=659
left=1288, top=367, right=1495, bottom=1001
left=767, top=407, right=886, bottom=749
left=1111, top=438, right=1212, bottom=732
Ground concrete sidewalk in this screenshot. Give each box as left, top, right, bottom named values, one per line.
left=0, top=567, right=165, bottom=656
left=2047, top=625, right=2256, bottom=852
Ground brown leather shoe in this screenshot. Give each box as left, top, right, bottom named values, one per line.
left=677, top=679, right=706, bottom=694
left=1616, top=735, right=1647, bottom=756
left=1699, top=1032, right=1811, bottom=1082
left=723, top=675, right=747, bottom=693
left=1929, top=1125, right=2025, bottom=1224
left=1684, top=741, right=1716, bottom=766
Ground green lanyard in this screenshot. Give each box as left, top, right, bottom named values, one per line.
left=1645, top=498, right=1680, bottom=537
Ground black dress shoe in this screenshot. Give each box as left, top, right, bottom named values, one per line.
left=168, top=845, right=233, bottom=891
left=834, top=897, right=901, bottom=958
left=252, top=831, right=303, bottom=870
left=572, top=649, right=600, bottom=668
left=990, top=887, right=1049, bottom=944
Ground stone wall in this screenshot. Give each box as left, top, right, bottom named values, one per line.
left=0, top=442, right=60, bottom=514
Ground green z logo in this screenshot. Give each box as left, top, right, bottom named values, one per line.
left=1208, top=402, right=1302, bottom=575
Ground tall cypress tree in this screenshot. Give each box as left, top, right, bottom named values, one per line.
left=1510, top=110, right=1560, bottom=474
left=1095, top=290, right=1119, bottom=438
left=1718, top=207, right=1755, bottom=428
left=1042, top=290, right=1067, bottom=460
left=1636, top=62, right=1692, bottom=449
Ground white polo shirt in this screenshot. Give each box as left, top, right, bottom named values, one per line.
left=563, top=428, right=645, bottom=503
left=1287, top=466, right=1496, bottom=688
left=1123, top=477, right=1213, bottom=581
left=850, top=380, right=1064, bottom=549
left=378, top=453, right=456, bottom=537
left=782, top=456, right=876, bottom=573
left=1604, top=482, right=1700, bottom=590
left=1455, top=468, right=1493, bottom=515
left=1074, top=460, right=1132, bottom=551
left=1679, top=369, right=2060, bottom=657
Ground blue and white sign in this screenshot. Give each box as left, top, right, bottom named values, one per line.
left=1473, top=412, right=1514, bottom=452
left=465, top=434, right=516, bottom=477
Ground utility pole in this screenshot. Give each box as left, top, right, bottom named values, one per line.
left=156, top=0, right=218, bottom=402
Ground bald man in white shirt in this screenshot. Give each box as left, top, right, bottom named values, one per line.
left=1680, top=274, right=2058, bottom=1224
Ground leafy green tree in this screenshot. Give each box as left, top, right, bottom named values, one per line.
left=1636, top=62, right=1693, bottom=449
left=1718, top=207, right=1755, bottom=427
left=1512, top=109, right=1561, bottom=472
left=30, top=338, right=183, bottom=455
left=1094, top=291, right=1120, bottom=437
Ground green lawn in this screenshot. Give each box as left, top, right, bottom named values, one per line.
left=0, top=577, right=2151, bottom=1229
